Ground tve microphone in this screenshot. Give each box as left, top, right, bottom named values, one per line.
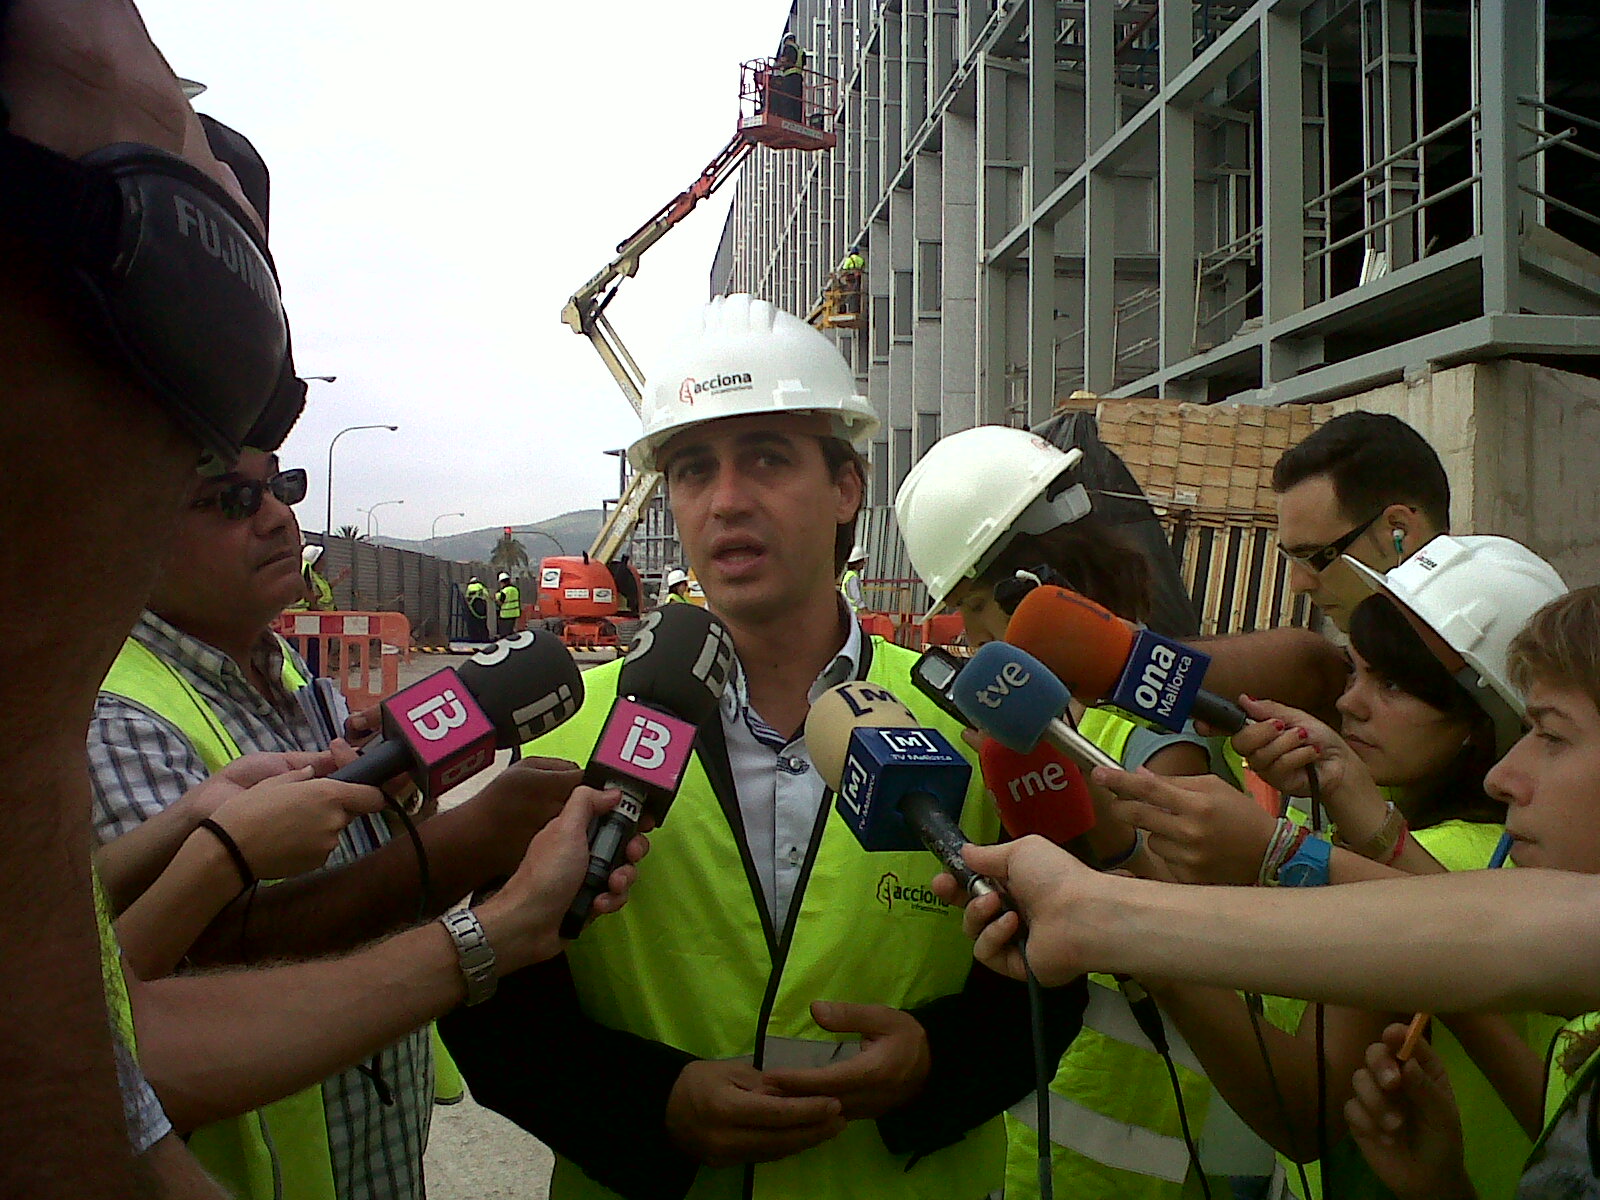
left=561, top=604, right=736, bottom=938
left=1007, top=585, right=1247, bottom=734
left=806, top=683, right=1006, bottom=904
left=951, top=641, right=1121, bottom=774
left=330, top=629, right=584, bottom=798
left=978, top=737, right=1096, bottom=847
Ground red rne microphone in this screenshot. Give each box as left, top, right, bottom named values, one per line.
left=978, top=736, right=1096, bottom=846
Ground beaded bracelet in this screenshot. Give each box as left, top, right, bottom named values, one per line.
left=1257, top=818, right=1311, bottom=887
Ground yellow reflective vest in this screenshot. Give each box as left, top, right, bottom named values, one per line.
left=524, top=637, right=1006, bottom=1200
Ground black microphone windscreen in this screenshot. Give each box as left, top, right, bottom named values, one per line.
left=617, top=605, right=737, bottom=725
left=456, top=630, right=585, bottom=747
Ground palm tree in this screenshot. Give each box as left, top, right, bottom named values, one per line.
left=490, top=530, right=529, bottom=576
left=336, top=524, right=368, bottom=542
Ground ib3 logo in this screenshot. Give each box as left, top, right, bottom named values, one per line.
left=619, top=715, right=673, bottom=771
left=406, top=689, right=471, bottom=742
left=875, top=871, right=950, bottom=915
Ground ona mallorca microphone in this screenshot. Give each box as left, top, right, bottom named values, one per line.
left=330, top=629, right=584, bottom=798
left=1006, top=585, right=1247, bottom=734
left=560, top=604, right=736, bottom=938
left=805, top=681, right=1007, bottom=905
left=951, top=641, right=1122, bottom=774
left=978, top=737, right=1096, bottom=847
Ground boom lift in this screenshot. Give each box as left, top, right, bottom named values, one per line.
left=564, top=56, right=838, bottom=568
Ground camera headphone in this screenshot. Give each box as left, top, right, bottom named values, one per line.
left=0, top=116, right=306, bottom=464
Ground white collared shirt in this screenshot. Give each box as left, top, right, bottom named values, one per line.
left=721, top=610, right=863, bottom=931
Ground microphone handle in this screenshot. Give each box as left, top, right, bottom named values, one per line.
left=1043, top=717, right=1122, bottom=774
left=328, top=737, right=414, bottom=787
left=899, top=792, right=1012, bottom=910
left=559, top=776, right=647, bottom=940
left=1192, top=691, right=1248, bottom=735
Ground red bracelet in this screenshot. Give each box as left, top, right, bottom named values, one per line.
left=1381, top=824, right=1410, bottom=867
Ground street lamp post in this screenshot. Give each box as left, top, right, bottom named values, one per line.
left=431, top=511, right=465, bottom=541
left=326, top=422, right=398, bottom=536
left=360, top=500, right=404, bottom=538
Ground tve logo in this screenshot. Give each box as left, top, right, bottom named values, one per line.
left=406, top=689, right=471, bottom=742
left=619, top=715, right=673, bottom=771
left=973, top=660, right=1032, bottom=709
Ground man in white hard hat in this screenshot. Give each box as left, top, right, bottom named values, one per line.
left=495, top=570, right=521, bottom=638
left=444, top=294, right=1083, bottom=1200
left=662, top=568, right=691, bottom=604
left=839, top=545, right=868, bottom=614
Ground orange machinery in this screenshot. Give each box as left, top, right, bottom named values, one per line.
left=529, top=555, right=644, bottom=650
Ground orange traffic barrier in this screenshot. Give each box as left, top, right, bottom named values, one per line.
left=858, top=612, right=898, bottom=643
left=916, top=615, right=966, bottom=650
left=272, top=611, right=411, bottom=711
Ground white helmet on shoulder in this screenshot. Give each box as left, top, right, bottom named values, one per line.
left=895, top=425, right=1090, bottom=615
left=1344, top=534, right=1568, bottom=753
left=628, top=294, right=879, bottom=471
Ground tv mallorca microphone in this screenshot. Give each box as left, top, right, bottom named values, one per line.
left=561, top=604, right=737, bottom=938
left=951, top=641, right=1122, bottom=774
left=978, top=737, right=1096, bottom=846
left=1006, top=585, right=1248, bottom=734
left=805, top=682, right=1006, bottom=905
left=330, top=629, right=584, bottom=798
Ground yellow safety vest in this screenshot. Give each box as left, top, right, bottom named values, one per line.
left=522, top=639, right=1005, bottom=1200
left=100, top=635, right=459, bottom=1197
left=1005, top=709, right=1264, bottom=1199
left=1264, top=819, right=1560, bottom=1200
left=496, top=585, right=521, bottom=619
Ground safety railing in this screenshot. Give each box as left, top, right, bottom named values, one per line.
left=1517, top=96, right=1600, bottom=234
left=272, top=611, right=413, bottom=712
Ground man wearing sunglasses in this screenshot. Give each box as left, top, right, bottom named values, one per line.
left=1272, top=411, right=1450, bottom=630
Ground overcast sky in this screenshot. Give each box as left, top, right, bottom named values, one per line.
left=139, top=0, right=795, bottom=542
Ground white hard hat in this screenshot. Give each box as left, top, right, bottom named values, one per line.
left=665, top=569, right=689, bottom=588
left=1344, top=534, right=1568, bottom=753
left=847, top=545, right=867, bottom=563
left=628, top=294, right=879, bottom=471
left=894, top=425, right=1090, bottom=615
left=301, top=544, right=324, bottom=567
left=498, top=572, right=510, bottom=583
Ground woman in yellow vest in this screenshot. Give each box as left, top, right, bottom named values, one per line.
left=1335, top=586, right=1600, bottom=1199
left=1101, top=537, right=1568, bottom=1200
left=897, top=425, right=1339, bottom=1199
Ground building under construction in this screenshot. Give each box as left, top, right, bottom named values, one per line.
left=707, top=0, right=1600, bottom=616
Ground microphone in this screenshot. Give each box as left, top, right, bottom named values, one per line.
left=1006, top=585, right=1247, bottom=734
left=805, top=682, right=1006, bottom=904
left=331, top=629, right=584, bottom=798
left=951, top=641, right=1122, bottom=774
left=978, top=737, right=1096, bottom=847
left=561, top=604, right=736, bottom=938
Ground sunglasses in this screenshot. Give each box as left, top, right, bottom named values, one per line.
left=197, top=468, right=309, bottom=520
left=1278, top=511, right=1382, bottom=574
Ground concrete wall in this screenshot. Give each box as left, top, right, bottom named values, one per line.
left=1321, top=359, right=1600, bottom=586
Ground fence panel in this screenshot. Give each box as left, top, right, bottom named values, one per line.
left=305, top=535, right=475, bottom=647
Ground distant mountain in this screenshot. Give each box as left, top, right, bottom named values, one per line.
left=373, top=509, right=605, bottom=563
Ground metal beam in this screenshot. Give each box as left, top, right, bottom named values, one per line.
left=1027, top=0, right=1057, bottom=419
left=1158, top=0, right=1196, bottom=372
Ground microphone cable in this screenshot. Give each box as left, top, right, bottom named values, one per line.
left=1020, top=935, right=1055, bottom=1200
left=1306, top=760, right=1333, bottom=1199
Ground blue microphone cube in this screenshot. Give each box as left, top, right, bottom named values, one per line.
left=835, top=726, right=971, bottom=852
left=1108, top=628, right=1210, bottom=733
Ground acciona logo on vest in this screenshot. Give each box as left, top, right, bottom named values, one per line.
left=677, top=370, right=754, bottom=406
left=876, top=871, right=950, bottom=915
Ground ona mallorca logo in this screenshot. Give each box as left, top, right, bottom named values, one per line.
left=678, top=370, right=754, bottom=406
left=876, top=871, right=950, bottom=915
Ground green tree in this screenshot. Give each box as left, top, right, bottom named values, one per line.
left=490, top=529, right=529, bottom=576
left=336, top=524, right=368, bottom=542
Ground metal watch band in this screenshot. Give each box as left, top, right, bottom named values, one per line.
left=439, top=908, right=497, bottom=1006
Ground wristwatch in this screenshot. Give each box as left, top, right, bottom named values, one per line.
left=1276, top=835, right=1333, bottom=888
left=439, top=908, right=497, bottom=1006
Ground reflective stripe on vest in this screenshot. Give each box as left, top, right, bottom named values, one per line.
left=100, top=634, right=332, bottom=1200
left=531, top=639, right=1005, bottom=1200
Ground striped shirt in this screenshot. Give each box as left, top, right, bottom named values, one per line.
left=89, top=611, right=432, bottom=1200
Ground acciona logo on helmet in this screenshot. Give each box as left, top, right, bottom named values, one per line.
left=678, top=371, right=754, bottom=406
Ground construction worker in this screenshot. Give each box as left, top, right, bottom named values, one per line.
left=770, top=32, right=805, bottom=122
left=464, top=576, right=491, bottom=641
left=495, top=571, right=522, bottom=637
left=441, top=294, right=1084, bottom=1200
left=838, top=246, right=865, bottom=274
left=293, top=544, right=335, bottom=612
left=661, top=568, right=691, bottom=604
left=839, top=545, right=867, bottom=614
